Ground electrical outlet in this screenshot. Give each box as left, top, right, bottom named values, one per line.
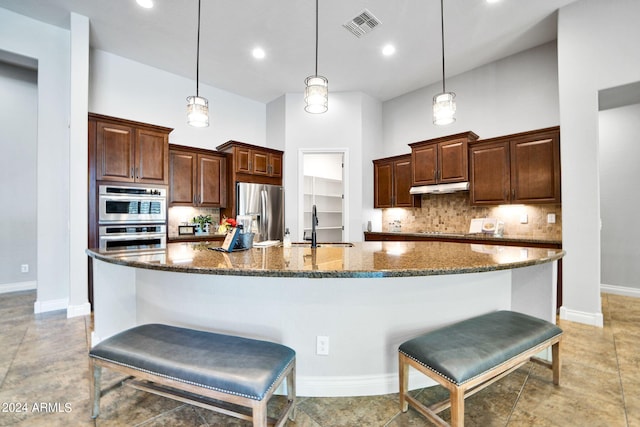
left=547, top=213, right=556, bottom=224
left=21, top=264, right=29, bottom=273
left=520, top=214, right=528, bottom=224
left=316, top=336, right=329, bottom=355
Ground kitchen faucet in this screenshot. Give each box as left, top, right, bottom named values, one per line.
left=311, top=204, right=318, bottom=248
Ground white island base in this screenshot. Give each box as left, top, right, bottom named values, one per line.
left=91, top=259, right=557, bottom=397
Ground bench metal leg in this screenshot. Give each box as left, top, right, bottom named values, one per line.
left=91, top=361, right=102, bottom=419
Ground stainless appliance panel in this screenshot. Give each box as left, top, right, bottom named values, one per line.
left=99, top=224, right=166, bottom=253
left=99, top=185, right=167, bottom=224
left=236, top=182, right=284, bottom=242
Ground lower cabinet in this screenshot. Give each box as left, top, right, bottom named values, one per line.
left=373, top=154, right=417, bottom=208
left=169, top=145, right=226, bottom=208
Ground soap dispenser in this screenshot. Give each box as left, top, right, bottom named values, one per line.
left=283, top=228, right=292, bottom=248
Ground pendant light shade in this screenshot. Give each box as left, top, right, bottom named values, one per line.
left=187, top=95, right=209, bottom=127
left=187, top=0, right=209, bottom=127
left=304, top=75, right=328, bottom=114
left=305, top=0, right=328, bottom=114
left=433, top=0, right=456, bottom=125
left=433, top=92, right=456, bottom=125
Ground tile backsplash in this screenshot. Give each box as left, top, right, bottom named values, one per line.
left=381, top=192, right=561, bottom=240
left=168, top=206, right=221, bottom=237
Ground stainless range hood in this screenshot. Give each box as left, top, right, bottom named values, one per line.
left=409, top=181, right=469, bottom=195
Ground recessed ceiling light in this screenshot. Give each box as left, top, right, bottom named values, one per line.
left=486, top=0, right=501, bottom=4
left=136, top=0, right=153, bottom=8
left=252, top=47, right=266, bottom=60
left=382, top=44, right=396, bottom=56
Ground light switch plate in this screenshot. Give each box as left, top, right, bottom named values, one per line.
left=547, top=213, right=556, bottom=224
left=520, top=214, right=528, bottom=224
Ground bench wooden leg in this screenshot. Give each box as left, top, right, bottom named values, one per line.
left=552, top=340, right=561, bottom=385
left=287, top=361, right=297, bottom=421
left=252, top=401, right=267, bottom=427
left=450, top=387, right=465, bottom=427
left=91, top=361, right=102, bottom=419
left=399, top=353, right=409, bottom=412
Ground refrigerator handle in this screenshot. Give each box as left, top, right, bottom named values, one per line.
left=260, top=189, right=268, bottom=240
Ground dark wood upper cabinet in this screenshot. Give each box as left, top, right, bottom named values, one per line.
left=90, top=113, right=171, bottom=185
left=409, top=132, right=478, bottom=186
left=373, top=154, right=419, bottom=208
left=470, top=127, right=560, bottom=205
left=169, top=145, right=226, bottom=208
left=216, top=140, right=284, bottom=219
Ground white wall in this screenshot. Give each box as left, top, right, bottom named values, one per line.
left=382, top=42, right=560, bottom=156
left=0, top=8, right=71, bottom=311
left=558, top=0, right=640, bottom=325
left=0, top=61, right=37, bottom=291
left=599, top=103, right=640, bottom=295
left=90, top=50, right=266, bottom=150
left=279, top=91, right=382, bottom=242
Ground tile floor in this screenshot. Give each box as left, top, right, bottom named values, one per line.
left=0, top=290, right=638, bottom=426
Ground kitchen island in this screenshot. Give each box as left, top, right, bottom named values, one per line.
left=87, top=240, right=563, bottom=397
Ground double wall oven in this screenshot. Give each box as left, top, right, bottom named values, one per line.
left=98, top=185, right=167, bottom=255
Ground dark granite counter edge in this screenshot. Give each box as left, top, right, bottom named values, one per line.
left=364, top=232, right=562, bottom=247
left=86, top=248, right=565, bottom=279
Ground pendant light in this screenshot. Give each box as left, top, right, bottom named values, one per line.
left=304, top=0, right=328, bottom=114
left=433, top=0, right=456, bottom=125
left=187, top=0, right=209, bottom=127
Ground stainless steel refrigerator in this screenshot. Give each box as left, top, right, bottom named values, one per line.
left=236, top=182, right=285, bottom=243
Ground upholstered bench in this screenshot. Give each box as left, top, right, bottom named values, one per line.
left=89, top=324, right=296, bottom=427
left=399, top=310, right=562, bottom=427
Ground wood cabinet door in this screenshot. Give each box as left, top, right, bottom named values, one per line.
left=470, top=141, right=510, bottom=205
left=135, top=128, right=168, bottom=184
left=269, top=153, right=283, bottom=178
left=234, top=146, right=251, bottom=173
left=394, top=157, right=414, bottom=207
left=168, top=150, right=196, bottom=206
left=374, top=161, right=393, bottom=208
left=510, top=131, right=560, bottom=204
left=412, top=143, right=437, bottom=186
left=252, top=150, right=269, bottom=175
left=96, top=121, right=134, bottom=182
left=439, top=139, right=468, bottom=183
left=198, top=154, right=226, bottom=207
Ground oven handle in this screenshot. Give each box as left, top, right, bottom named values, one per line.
left=99, top=234, right=166, bottom=241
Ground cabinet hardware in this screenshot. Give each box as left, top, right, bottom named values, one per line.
left=131, top=167, right=134, bottom=178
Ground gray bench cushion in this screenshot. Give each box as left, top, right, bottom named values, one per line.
left=399, top=311, right=562, bottom=385
left=89, top=324, right=295, bottom=400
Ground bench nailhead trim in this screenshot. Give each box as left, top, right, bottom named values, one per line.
left=91, top=355, right=294, bottom=401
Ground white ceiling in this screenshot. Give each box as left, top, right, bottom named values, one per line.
left=0, top=0, right=579, bottom=104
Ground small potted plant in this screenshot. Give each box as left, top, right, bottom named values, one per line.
left=192, top=214, right=212, bottom=235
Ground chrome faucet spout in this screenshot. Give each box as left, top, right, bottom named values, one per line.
left=311, top=205, right=318, bottom=248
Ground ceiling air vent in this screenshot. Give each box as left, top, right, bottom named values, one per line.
left=343, top=9, right=381, bottom=38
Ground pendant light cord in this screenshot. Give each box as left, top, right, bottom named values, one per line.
left=440, top=0, right=446, bottom=94
left=196, top=0, right=201, bottom=96
left=314, top=0, right=319, bottom=77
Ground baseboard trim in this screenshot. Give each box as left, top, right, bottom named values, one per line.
left=34, top=298, right=69, bottom=314
left=67, top=302, right=91, bottom=318
left=601, top=284, right=640, bottom=298
left=559, top=306, right=604, bottom=327
left=296, top=371, right=436, bottom=397
left=0, top=281, right=36, bottom=294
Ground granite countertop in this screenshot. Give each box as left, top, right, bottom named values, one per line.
left=87, top=241, right=564, bottom=279
left=364, top=231, right=562, bottom=247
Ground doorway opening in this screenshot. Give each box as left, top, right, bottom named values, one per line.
left=299, top=150, right=347, bottom=242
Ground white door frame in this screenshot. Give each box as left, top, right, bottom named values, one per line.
left=298, top=148, right=349, bottom=242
